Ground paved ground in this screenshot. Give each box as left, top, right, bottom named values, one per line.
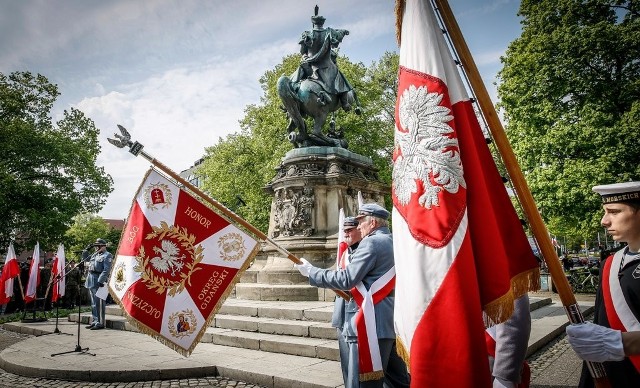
left=529, top=332, right=583, bottom=387
left=0, top=326, right=584, bottom=388
left=0, top=291, right=596, bottom=387
left=0, top=328, right=265, bottom=388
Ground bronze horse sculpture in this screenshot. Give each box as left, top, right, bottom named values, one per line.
left=277, top=7, right=360, bottom=148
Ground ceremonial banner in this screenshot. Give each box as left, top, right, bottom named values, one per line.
left=51, top=244, right=66, bottom=303
left=392, top=1, right=540, bottom=386
left=109, top=168, right=260, bottom=356
left=0, top=242, right=20, bottom=304
left=24, top=242, right=40, bottom=303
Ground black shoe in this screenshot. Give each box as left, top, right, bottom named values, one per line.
left=90, top=325, right=105, bottom=330
left=85, top=323, right=95, bottom=329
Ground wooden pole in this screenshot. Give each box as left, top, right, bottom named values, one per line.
left=431, top=0, right=609, bottom=384
left=134, top=149, right=352, bottom=301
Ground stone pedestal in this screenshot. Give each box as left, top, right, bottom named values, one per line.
left=236, top=147, right=389, bottom=301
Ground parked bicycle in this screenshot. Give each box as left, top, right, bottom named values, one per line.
left=567, top=264, right=599, bottom=293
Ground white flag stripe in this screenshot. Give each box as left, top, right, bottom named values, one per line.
left=109, top=255, right=142, bottom=302
left=392, top=208, right=467, bottom=351
left=25, top=242, right=40, bottom=300
left=399, top=0, right=468, bottom=106
left=198, top=224, right=260, bottom=269
left=55, top=244, right=66, bottom=297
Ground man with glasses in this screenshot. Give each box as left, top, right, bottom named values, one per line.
left=295, top=203, right=409, bottom=387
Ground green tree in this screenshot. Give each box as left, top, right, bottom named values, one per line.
left=197, top=53, right=399, bottom=232
left=497, top=0, right=640, bottom=239
left=0, top=72, right=113, bottom=252
left=64, top=213, right=122, bottom=256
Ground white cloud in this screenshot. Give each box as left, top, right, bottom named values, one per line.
left=1, top=0, right=521, bottom=221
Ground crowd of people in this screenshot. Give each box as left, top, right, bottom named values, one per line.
left=0, top=239, right=112, bottom=318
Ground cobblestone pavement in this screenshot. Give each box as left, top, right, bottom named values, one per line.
left=529, top=333, right=582, bottom=388
left=0, top=328, right=265, bottom=388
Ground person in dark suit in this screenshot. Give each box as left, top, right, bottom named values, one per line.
left=295, top=203, right=409, bottom=388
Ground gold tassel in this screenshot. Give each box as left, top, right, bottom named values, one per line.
left=395, top=336, right=411, bottom=373
left=484, top=267, right=541, bottom=326
left=360, top=370, right=385, bottom=381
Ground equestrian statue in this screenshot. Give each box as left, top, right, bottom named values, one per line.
left=277, top=6, right=361, bottom=148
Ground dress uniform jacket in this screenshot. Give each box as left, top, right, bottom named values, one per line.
left=579, top=248, right=640, bottom=387
left=309, top=227, right=396, bottom=341
left=84, top=250, right=113, bottom=290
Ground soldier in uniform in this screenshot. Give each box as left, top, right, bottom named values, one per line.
left=83, top=238, right=112, bottom=330
left=333, top=216, right=363, bottom=386
left=295, top=203, right=409, bottom=388
left=566, top=181, right=640, bottom=386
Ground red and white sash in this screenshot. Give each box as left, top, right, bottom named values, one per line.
left=602, top=250, right=640, bottom=372
left=351, top=266, right=396, bottom=381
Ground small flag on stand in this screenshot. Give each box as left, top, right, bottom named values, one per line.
left=24, top=242, right=41, bottom=303
left=392, top=0, right=540, bottom=386
left=51, top=244, right=66, bottom=303
left=109, top=168, right=261, bottom=356
left=0, top=242, right=21, bottom=304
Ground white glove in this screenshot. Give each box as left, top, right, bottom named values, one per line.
left=566, top=322, right=625, bottom=362
left=294, top=258, right=313, bottom=277
left=493, top=377, right=515, bottom=388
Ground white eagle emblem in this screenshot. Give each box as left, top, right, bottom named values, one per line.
left=393, top=84, right=466, bottom=208
left=151, top=239, right=186, bottom=276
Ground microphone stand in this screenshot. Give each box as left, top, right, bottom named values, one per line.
left=41, top=260, right=77, bottom=336
left=51, top=250, right=96, bottom=357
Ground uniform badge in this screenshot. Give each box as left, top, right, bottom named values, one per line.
left=633, top=263, right=640, bottom=279
left=144, top=181, right=173, bottom=211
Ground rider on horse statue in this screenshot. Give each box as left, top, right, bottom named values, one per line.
left=278, top=6, right=361, bottom=148
left=290, top=8, right=357, bottom=113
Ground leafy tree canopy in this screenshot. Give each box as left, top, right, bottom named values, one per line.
left=498, top=0, right=639, bottom=243
left=197, top=52, right=399, bottom=232
left=64, top=213, right=122, bottom=258
left=0, top=72, right=113, bottom=253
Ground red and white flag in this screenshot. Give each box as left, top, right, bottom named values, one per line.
left=51, top=244, right=66, bottom=303
left=392, top=1, right=540, bottom=386
left=336, top=208, right=348, bottom=269
left=0, top=242, right=21, bottom=304
left=109, top=168, right=261, bottom=356
left=24, top=242, right=41, bottom=303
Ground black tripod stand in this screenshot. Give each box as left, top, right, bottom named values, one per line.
left=51, top=256, right=95, bottom=357
left=42, top=262, right=77, bottom=336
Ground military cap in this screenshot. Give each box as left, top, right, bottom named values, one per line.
left=592, top=181, right=640, bottom=204
left=94, top=238, right=107, bottom=246
left=343, top=216, right=359, bottom=230
left=356, top=203, right=390, bottom=220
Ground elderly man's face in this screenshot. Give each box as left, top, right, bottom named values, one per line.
left=344, top=226, right=362, bottom=246
left=356, top=216, right=376, bottom=237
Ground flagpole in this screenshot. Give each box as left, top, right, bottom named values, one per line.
left=430, top=0, right=610, bottom=385
left=107, top=128, right=351, bottom=301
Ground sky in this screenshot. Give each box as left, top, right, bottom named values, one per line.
left=0, top=0, right=523, bottom=221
